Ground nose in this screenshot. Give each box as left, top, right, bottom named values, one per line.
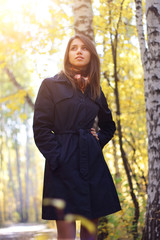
left=76, top=47, right=82, bottom=54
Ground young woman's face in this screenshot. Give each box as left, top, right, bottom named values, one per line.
left=68, top=38, right=91, bottom=69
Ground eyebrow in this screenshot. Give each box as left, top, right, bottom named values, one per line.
left=70, top=44, right=86, bottom=47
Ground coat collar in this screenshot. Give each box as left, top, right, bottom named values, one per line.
left=52, top=71, right=101, bottom=105
left=53, top=71, right=71, bottom=85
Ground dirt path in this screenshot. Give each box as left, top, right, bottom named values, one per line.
left=0, top=223, right=81, bottom=240
left=0, top=223, right=57, bottom=240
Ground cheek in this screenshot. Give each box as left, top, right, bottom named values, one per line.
left=69, top=52, right=73, bottom=63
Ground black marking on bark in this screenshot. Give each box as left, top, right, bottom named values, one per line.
left=146, top=6, right=160, bottom=19
left=73, top=4, right=89, bottom=11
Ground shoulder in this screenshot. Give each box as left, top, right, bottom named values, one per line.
left=94, top=88, right=110, bottom=110
left=41, top=72, right=73, bottom=103
left=100, top=88, right=106, bottom=101
left=43, top=74, right=59, bottom=85
left=95, top=87, right=106, bottom=102
left=43, top=72, right=70, bottom=87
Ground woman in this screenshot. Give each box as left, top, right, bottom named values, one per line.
left=33, top=34, right=121, bottom=240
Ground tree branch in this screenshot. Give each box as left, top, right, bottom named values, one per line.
left=3, top=67, right=34, bottom=109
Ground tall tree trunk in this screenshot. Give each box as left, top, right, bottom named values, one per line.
left=6, top=133, right=19, bottom=218
left=109, top=1, right=140, bottom=238
left=0, top=113, right=4, bottom=224
left=73, top=0, right=94, bottom=40
left=0, top=111, right=7, bottom=223
left=14, top=135, right=24, bottom=222
left=24, top=117, right=30, bottom=222
left=135, top=0, right=160, bottom=239
left=112, top=138, right=120, bottom=181
left=113, top=54, right=139, bottom=240
left=0, top=143, right=5, bottom=224
left=30, top=163, right=39, bottom=222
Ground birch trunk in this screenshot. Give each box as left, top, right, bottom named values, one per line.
left=0, top=140, right=5, bottom=223
left=24, top=118, right=30, bottom=222
left=0, top=112, right=4, bottom=224
left=14, top=135, right=24, bottom=222
left=135, top=0, right=160, bottom=239
left=73, top=0, right=94, bottom=40
left=6, top=133, right=19, bottom=217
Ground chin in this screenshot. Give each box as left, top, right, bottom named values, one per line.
left=74, top=64, right=87, bottom=68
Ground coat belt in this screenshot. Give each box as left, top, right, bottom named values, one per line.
left=55, top=129, right=90, bottom=180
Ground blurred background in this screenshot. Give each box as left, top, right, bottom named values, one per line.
left=0, top=0, right=148, bottom=239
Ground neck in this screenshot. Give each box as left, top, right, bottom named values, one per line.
left=71, top=66, right=88, bottom=77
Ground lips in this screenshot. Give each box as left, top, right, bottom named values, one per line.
left=75, top=56, right=84, bottom=60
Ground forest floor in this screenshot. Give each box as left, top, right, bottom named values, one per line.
left=0, top=223, right=57, bottom=240
left=0, top=223, right=81, bottom=240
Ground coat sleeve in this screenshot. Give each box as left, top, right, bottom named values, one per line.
left=33, top=79, right=60, bottom=171
left=97, top=89, right=116, bottom=149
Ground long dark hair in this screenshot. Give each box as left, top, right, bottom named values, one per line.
left=62, top=34, right=101, bottom=100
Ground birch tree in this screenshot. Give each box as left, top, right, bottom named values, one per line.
left=135, top=1, right=160, bottom=239
left=73, top=0, right=94, bottom=40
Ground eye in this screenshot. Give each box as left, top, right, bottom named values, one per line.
left=82, top=46, right=88, bottom=50
left=70, top=46, right=77, bottom=51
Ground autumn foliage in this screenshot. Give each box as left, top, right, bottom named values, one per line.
left=0, top=0, right=148, bottom=239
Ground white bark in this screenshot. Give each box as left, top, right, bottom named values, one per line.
left=135, top=0, right=147, bottom=67
left=73, top=0, right=94, bottom=40
left=25, top=117, right=30, bottom=221
left=135, top=0, right=160, bottom=239
left=145, top=2, right=160, bottom=239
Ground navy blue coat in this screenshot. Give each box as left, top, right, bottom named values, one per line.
left=33, top=72, right=121, bottom=220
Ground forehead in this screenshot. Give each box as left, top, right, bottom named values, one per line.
left=70, top=38, right=85, bottom=46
